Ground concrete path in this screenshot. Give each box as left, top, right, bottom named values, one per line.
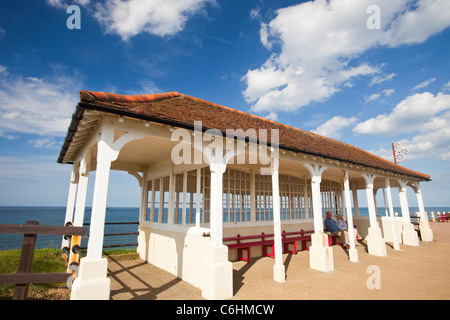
left=108, top=222, right=450, bottom=300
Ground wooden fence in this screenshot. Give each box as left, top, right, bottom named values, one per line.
left=0, top=220, right=85, bottom=300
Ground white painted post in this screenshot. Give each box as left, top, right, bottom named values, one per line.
left=305, top=164, right=327, bottom=233
left=343, top=170, right=358, bottom=262
left=139, top=179, right=148, bottom=223
left=73, top=154, right=91, bottom=228
left=72, top=125, right=114, bottom=300
left=304, top=163, right=333, bottom=272
left=209, top=161, right=226, bottom=246
left=168, top=166, right=175, bottom=225
left=61, top=163, right=79, bottom=249
left=304, top=175, right=310, bottom=219
left=363, top=174, right=387, bottom=257
left=195, top=167, right=201, bottom=228
left=385, top=178, right=400, bottom=250
left=71, top=120, right=145, bottom=300
left=398, top=181, right=412, bottom=224
left=271, top=157, right=285, bottom=282
left=415, top=182, right=433, bottom=242
left=364, top=174, right=378, bottom=228
left=250, top=169, right=256, bottom=222
left=352, top=187, right=360, bottom=217
left=397, top=180, right=419, bottom=246
left=182, top=171, right=187, bottom=226
left=67, top=154, right=91, bottom=271
left=202, top=159, right=233, bottom=300
left=87, top=131, right=113, bottom=260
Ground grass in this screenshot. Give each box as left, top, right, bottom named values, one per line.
left=0, top=247, right=137, bottom=300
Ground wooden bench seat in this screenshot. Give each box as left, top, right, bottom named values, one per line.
left=224, top=233, right=274, bottom=262
left=224, top=229, right=342, bottom=263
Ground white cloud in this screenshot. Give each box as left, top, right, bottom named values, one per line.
left=383, top=88, right=395, bottom=96
left=364, top=88, right=395, bottom=103
left=365, top=93, right=381, bottom=103
left=0, top=26, right=6, bottom=39
left=243, top=0, right=450, bottom=114
left=0, top=71, right=80, bottom=138
left=369, top=72, right=396, bottom=86
left=0, top=155, right=70, bottom=182
left=46, top=0, right=90, bottom=8
left=443, top=81, right=450, bottom=92
left=313, top=116, right=357, bottom=139
left=355, top=92, right=450, bottom=161
left=0, top=65, right=7, bottom=75
left=250, top=7, right=261, bottom=20
left=412, top=78, right=436, bottom=91
left=93, top=0, right=214, bottom=41
left=28, top=138, right=58, bottom=149
left=354, top=92, right=450, bottom=135
left=368, top=146, right=394, bottom=161
left=264, top=112, right=278, bottom=121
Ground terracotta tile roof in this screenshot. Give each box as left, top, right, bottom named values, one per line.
left=60, top=90, right=430, bottom=181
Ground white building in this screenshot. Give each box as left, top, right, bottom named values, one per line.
left=59, top=91, right=433, bottom=300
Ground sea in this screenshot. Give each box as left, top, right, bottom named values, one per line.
left=0, top=207, right=140, bottom=251
left=0, top=206, right=448, bottom=251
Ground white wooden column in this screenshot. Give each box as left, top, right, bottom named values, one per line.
left=209, top=161, right=226, bottom=246
left=61, top=162, right=79, bottom=249
left=397, top=179, right=419, bottom=246
left=67, top=152, right=91, bottom=270
left=398, top=180, right=412, bottom=224
left=343, top=170, right=358, bottom=262
left=195, top=167, right=201, bottom=228
left=72, top=125, right=114, bottom=300
left=304, top=163, right=333, bottom=272
left=414, top=182, right=433, bottom=242
left=86, top=131, right=114, bottom=260
left=351, top=186, right=360, bottom=217
left=363, top=174, right=378, bottom=228
left=73, top=152, right=91, bottom=228
left=385, top=178, right=400, bottom=250
left=362, top=174, right=387, bottom=257
left=167, top=166, right=175, bottom=225
left=202, top=159, right=233, bottom=300
left=271, top=157, right=285, bottom=282
left=305, top=163, right=327, bottom=233
left=182, top=171, right=187, bottom=226
left=250, top=169, right=256, bottom=222
left=139, top=178, right=148, bottom=223
left=72, top=121, right=145, bottom=300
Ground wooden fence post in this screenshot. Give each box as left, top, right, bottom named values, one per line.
left=13, top=221, right=38, bottom=300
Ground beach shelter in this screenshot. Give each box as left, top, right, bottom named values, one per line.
left=58, top=91, right=432, bottom=300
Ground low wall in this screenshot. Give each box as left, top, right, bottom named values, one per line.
left=137, top=220, right=316, bottom=278
left=353, top=216, right=406, bottom=243
left=381, top=217, right=404, bottom=243
left=137, top=223, right=212, bottom=290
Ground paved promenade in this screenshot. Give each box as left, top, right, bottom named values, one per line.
left=108, top=222, right=450, bottom=300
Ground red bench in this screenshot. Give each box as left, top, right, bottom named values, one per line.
left=324, top=229, right=341, bottom=246
left=438, top=212, right=449, bottom=223
left=223, top=233, right=274, bottom=262
left=224, top=229, right=343, bottom=263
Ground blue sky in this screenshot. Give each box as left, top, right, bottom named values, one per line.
left=0, top=0, right=449, bottom=208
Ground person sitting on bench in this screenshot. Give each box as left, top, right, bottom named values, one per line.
left=324, top=211, right=345, bottom=245
left=324, top=211, right=354, bottom=249
left=335, top=214, right=362, bottom=245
